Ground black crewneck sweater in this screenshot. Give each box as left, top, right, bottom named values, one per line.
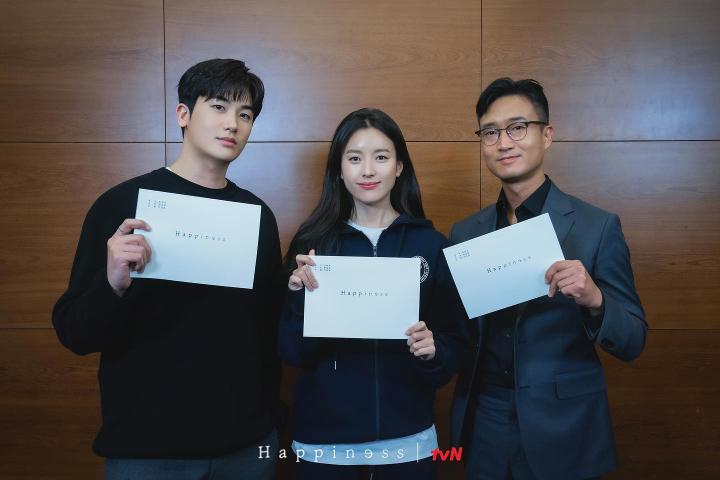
left=52, top=167, right=283, bottom=458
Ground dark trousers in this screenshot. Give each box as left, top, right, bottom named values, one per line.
left=465, top=385, right=600, bottom=480
left=295, top=457, right=436, bottom=480
left=465, top=384, right=536, bottom=480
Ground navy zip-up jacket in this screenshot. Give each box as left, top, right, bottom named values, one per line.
left=279, top=214, right=469, bottom=444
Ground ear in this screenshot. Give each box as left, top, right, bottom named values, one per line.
left=542, top=125, right=554, bottom=150
left=176, top=103, right=190, bottom=129
left=395, top=160, right=404, bottom=178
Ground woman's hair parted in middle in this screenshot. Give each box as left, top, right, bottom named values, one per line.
left=284, top=108, right=425, bottom=271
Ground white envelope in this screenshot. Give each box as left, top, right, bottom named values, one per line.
left=303, top=255, right=420, bottom=339
left=443, top=213, right=565, bottom=318
left=131, top=188, right=261, bottom=289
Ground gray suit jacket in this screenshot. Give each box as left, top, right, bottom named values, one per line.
left=449, top=181, right=646, bottom=479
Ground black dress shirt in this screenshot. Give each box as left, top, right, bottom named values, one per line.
left=477, top=176, right=551, bottom=389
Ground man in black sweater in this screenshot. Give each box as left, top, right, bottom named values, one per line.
left=53, top=59, right=283, bottom=479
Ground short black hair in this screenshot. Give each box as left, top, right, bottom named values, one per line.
left=177, top=58, right=264, bottom=133
left=476, top=78, right=549, bottom=124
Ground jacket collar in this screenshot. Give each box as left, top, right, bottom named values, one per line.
left=475, top=179, right=575, bottom=246
left=340, top=213, right=433, bottom=235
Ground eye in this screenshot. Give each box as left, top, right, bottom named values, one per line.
left=509, top=123, right=526, bottom=134
left=347, top=156, right=361, bottom=163
left=239, top=112, right=253, bottom=121
left=376, top=155, right=389, bottom=162
left=212, top=104, right=226, bottom=112
left=482, top=129, right=499, bottom=139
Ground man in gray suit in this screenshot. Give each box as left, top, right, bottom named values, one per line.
left=449, top=78, right=647, bottom=479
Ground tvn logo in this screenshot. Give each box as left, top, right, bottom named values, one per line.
left=431, top=447, right=463, bottom=462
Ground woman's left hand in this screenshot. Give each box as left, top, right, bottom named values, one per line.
left=406, top=321, right=435, bottom=360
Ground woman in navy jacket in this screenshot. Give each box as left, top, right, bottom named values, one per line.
left=279, top=108, right=468, bottom=479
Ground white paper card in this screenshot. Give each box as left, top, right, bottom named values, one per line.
left=303, top=255, right=420, bottom=339
left=443, top=213, right=565, bottom=318
left=131, top=188, right=261, bottom=289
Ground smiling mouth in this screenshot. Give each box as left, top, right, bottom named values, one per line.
left=498, top=155, right=519, bottom=163
left=357, top=182, right=380, bottom=190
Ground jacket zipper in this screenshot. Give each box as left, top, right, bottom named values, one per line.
left=352, top=225, right=393, bottom=441
left=373, top=236, right=381, bottom=439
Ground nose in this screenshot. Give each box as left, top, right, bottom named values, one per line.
left=497, top=129, right=514, bottom=150
left=225, top=115, right=238, bottom=133
left=361, top=160, right=375, bottom=177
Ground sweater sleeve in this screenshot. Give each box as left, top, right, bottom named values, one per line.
left=254, top=205, right=285, bottom=414
left=412, top=241, right=472, bottom=388
left=52, top=197, right=139, bottom=355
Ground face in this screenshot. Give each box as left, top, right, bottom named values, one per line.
left=177, top=95, right=254, bottom=163
left=341, top=127, right=403, bottom=210
left=478, top=94, right=553, bottom=185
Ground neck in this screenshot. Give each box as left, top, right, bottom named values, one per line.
left=501, top=172, right=546, bottom=211
left=169, top=143, right=229, bottom=189
left=350, top=200, right=399, bottom=228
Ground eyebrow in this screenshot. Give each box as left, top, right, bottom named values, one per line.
left=206, top=96, right=253, bottom=109
left=345, top=149, right=391, bottom=154
left=480, top=116, right=528, bottom=129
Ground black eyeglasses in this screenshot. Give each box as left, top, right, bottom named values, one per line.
left=475, top=121, right=547, bottom=146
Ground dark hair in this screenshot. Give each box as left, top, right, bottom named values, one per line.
left=177, top=58, right=264, bottom=135
left=476, top=78, right=549, bottom=124
left=285, top=108, right=425, bottom=270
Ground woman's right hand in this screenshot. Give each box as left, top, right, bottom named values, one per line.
left=288, top=249, right=319, bottom=291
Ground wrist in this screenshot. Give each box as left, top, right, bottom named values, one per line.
left=588, top=287, right=603, bottom=310
left=110, top=285, right=127, bottom=297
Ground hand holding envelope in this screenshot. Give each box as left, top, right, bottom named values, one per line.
left=405, top=320, right=436, bottom=360
left=289, top=249, right=318, bottom=291
left=106, top=218, right=152, bottom=296
left=545, top=259, right=604, bottom=313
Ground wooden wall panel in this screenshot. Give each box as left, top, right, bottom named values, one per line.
left=0, top=329, right=102, bottom=479
left=482, top=0, right=720, bottom=141
left=167, top=141, right=480, bottom=251
left=602, top=330, right=720, bottom=478
left=164, top=0, right=481, bottom=142
left=0, top=144, right=164, bottom=328
left=481, top=141, right=720, bottom=330
left=0, top=1, right=165, bottom=142
left=411, top=142, right=482, bottom=236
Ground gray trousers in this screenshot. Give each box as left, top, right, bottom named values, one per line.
left=104, top=429, right=278, bottom=480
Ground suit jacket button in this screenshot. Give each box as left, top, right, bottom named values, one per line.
left=601, top=339, right=615, bottom=349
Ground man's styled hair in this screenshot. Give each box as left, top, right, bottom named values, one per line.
left=177, top=58, right=265, bottom=134
left=476, top=78, right=549, bottom=123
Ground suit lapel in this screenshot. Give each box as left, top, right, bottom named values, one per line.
left=473, top=206, right=498, bottom=238
left=469, top=207, right=498, bottom=353
left=542, top=182, right=576, bottom=248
